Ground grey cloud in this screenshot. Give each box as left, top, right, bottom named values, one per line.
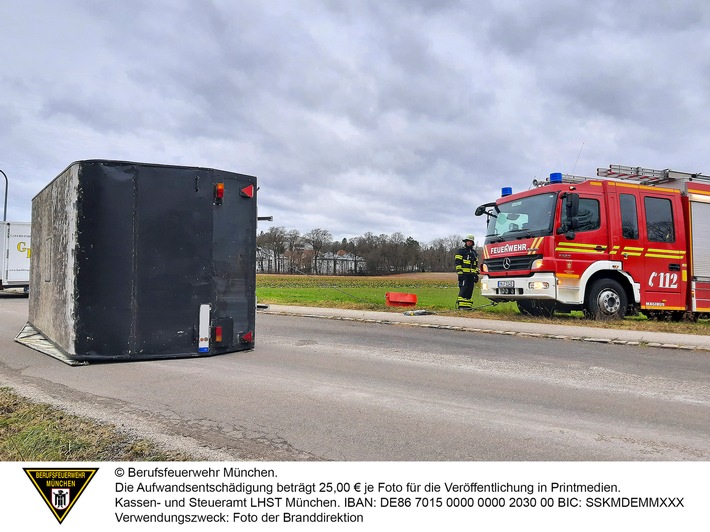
left=2, top=0, right=709, bottom=243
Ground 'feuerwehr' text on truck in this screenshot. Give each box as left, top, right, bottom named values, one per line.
left=475, top=164, right=710, bottom=321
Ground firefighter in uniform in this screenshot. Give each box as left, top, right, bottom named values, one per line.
left=455, top=234, right=479, bottom=309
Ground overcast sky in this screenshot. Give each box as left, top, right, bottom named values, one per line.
left=1, top=0, right=708, bottom=244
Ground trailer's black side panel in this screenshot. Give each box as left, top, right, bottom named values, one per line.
left=132, top=165, right=214, bottom=356
left=28, top=159, right=257, bottom=363
left=74, top=162, right=136, bottom=357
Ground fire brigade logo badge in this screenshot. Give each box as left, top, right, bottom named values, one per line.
left=24, top=468, right=98, bottom=524
left=503, top=257, right=511, bottom=270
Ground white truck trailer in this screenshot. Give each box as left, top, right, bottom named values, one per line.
left=1, top=221, right=31, bottom=292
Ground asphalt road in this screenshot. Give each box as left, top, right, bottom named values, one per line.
left=1, top=295, right=708, bottom=461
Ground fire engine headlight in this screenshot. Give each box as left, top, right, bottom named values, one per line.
left=531, top=259, right=544, bottom=270
left=482, top=264, right=489, bottom=273
left=481, top=281, right=489, bottom=290
left=528, top=281, right=550, bottom=290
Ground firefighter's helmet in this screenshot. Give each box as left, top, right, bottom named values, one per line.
left=463, top=234, right=475, bottom=243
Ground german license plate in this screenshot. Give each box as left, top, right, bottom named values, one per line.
left=498, top=280, right=515, bottom=288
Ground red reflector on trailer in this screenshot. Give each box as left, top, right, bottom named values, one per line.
left=215, top=182, right=225, bottom=199
left=241, top=331, right=254, bottom=343
left=214, top=326, right=223, bottom=343
left=240, top=184, right=254, bottom=198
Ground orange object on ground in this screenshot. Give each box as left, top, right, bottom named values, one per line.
left=385, top=292, right=417, bottom=307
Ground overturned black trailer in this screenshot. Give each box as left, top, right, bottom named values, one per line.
left=16, top=160, right=257, bottom=365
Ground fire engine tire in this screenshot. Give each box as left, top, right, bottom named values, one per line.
left=517, top=299, right=556, bottom=318
left=585, top=279, right=627, bottom=320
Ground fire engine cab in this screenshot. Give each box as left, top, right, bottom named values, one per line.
left=475, top=164, right=710, bottom=321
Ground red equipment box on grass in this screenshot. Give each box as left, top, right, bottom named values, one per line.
left=386, top=292, right=417, bottom=307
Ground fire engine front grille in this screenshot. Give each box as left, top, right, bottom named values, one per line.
left=484, top=254, right=542, bottom=272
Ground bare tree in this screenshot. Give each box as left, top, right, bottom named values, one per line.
left=284, top=229, right=303, bottom=272
left=420, top=235, right=459, bottom=272
left=257, top=226, right=288, bottom=272
left=404, top=236, right=421, bottom=272
left=384, top=232, right=405, bottom=273
left=304, top=228, right=332, bottom=274
left=343, top=237, right=363, bottom=274
left=259, top=227, right=462, bottom=275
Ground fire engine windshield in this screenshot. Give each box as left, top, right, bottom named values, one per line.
left=485, top=192, right=557, bottom=243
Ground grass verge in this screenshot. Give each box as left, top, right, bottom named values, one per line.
left=257, top=273, right=710, bottom=336
left=0, top=387, right=189, bottom=461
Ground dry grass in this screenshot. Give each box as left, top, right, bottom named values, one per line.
left=0, top=387, right=190, bottom=461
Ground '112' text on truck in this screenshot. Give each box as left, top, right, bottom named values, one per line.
left=475, top=164, right=710, bottom=321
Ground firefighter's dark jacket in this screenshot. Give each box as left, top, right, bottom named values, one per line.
left=455, top=246, right=479, bottom=275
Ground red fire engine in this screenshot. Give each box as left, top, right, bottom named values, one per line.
left=475, top=164, right=710, bottom=321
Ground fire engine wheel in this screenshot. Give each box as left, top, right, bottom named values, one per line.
left=517, top=299, right=556, bottom=318
left=585, top=279, right=627, bottom=320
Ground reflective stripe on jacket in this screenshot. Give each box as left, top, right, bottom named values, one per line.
left=455, top=246, right=479, bottom=275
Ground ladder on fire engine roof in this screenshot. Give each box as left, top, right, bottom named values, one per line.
left=596, top=164, right=710, bottom=185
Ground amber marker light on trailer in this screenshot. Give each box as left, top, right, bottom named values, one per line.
left=214, top=182, right=225, bottom=204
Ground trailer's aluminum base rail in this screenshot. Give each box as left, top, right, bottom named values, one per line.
left=14, top=323, right=87, bottom=366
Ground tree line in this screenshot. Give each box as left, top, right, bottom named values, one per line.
left=256, top=227, right=466, bottom=275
